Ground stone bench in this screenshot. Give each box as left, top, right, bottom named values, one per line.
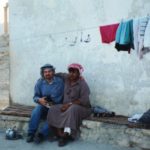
left=0, top=104, right=150, bottom=149
left=80, top=116, right=150, bottom=150
left=0, top=104, right=33, bottom=133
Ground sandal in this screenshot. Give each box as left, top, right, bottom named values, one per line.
left=58, top=137, right=67, bottom=147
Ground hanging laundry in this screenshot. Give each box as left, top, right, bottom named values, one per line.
left=136, top=16, right=149, bottom=59
left=115, top=43, right=131, bottom=53
left=144, top=19, right=150, bottom=48
left=133, top=17, right=149, bottom=59
left=133, top=18, right=139, bottom=55
left=115, top=19, right=134, bottom=54
left=133, top=16, right=150, bottom=59
left=99, top=23, right=119, bottom=43
left=141, top=47, right=150, bottom=56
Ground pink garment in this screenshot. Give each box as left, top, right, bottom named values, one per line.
left=99, top=23, right=119, bottom=43
left=68, top=63, right=84, bottom=74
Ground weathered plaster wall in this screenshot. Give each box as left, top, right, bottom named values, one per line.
left=9, top=0, right=150, bottom=116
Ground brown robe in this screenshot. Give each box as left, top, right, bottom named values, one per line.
left=47, top=73, right=91, bottom=131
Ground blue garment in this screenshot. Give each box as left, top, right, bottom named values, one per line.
left=115, top=19, right=134, bottom=47
left=33, top=76, right=64, bottom=104
left=39, top=121, right=55, bottom=137
left=92, top=106, right=111, bottom=114
left=28, top=105, right=55, bottom=137
left=39, top=121, right=50, bottom=137
left=28, top=76, right=64, bottom=137
left=28, top=105, right=48, bottom=135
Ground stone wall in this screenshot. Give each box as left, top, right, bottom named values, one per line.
left=80, top=120, right=150, bottom=149
left=0, top=34, right=9, bottom=109
left=0, top=0, right=9, bottom=35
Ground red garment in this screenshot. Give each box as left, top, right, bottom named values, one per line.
left=99, top=23, right=119, bottom=43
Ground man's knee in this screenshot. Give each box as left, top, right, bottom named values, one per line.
left=68, top=104, right=81, bottom=112
left=31, top=105, right=45, bottom=116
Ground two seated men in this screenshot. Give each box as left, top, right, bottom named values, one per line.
left=27, top=63, right=91, bottom=147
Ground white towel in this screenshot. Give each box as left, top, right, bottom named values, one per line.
left=128, top=113, right=143, bottom=123
left=133, top=18, right=139, bottom=55
left=138, top=17, right=149, bottom=38
left=144, top=19, right=150, bottom=47
left=138, top=17, right=149, bottom=59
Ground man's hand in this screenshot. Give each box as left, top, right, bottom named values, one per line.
left=61, top=103, right=71, bottom=112
left=38, top=97, right=48, bottom=106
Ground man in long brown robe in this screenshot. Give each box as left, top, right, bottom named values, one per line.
left=47, top=63, right=91, bottom=147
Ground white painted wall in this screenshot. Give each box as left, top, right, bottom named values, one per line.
left=9, top=0, right=150, bottom=116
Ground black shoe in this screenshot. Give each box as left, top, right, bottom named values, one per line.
left=49, top=135, right=59, bottom=142
left=67, top=135, right=75, bottom=141
left=58, top=138, right=67, bottom=147
left=34, top=133, right=44, bottom=144
left=26, top=134, right=34, bottom=143
left=63, top=132, right=75, bottom=142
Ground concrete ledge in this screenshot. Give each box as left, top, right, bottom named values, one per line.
left=0, top=115, right=29, bottom=133
left=0, top=113, right=150, bottom=149
left=0, top=114, right=46, bottom=135
left=80, top=120, right=150, bottom=150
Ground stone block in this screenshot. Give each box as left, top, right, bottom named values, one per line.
left=0, top=115, right=29, bottom=134
left=80, top=120, right=150, bottom=149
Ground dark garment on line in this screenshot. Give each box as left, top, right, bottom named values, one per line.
left=115, top=43, right=131, bottom=54
left=141, top=47, right=150, bottom=56
left=115, top=19, right=134, bottom=53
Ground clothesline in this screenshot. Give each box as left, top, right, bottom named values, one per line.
left=9, top=14, right=150, bottom=59
left=10, top=25, right=99, bottom=42
left=10, top=15, right=149, bottom=42
left=8, top=21, right=126, bottom=42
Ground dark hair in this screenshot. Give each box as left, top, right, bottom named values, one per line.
left=40, top=64, right=55, bottom=78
